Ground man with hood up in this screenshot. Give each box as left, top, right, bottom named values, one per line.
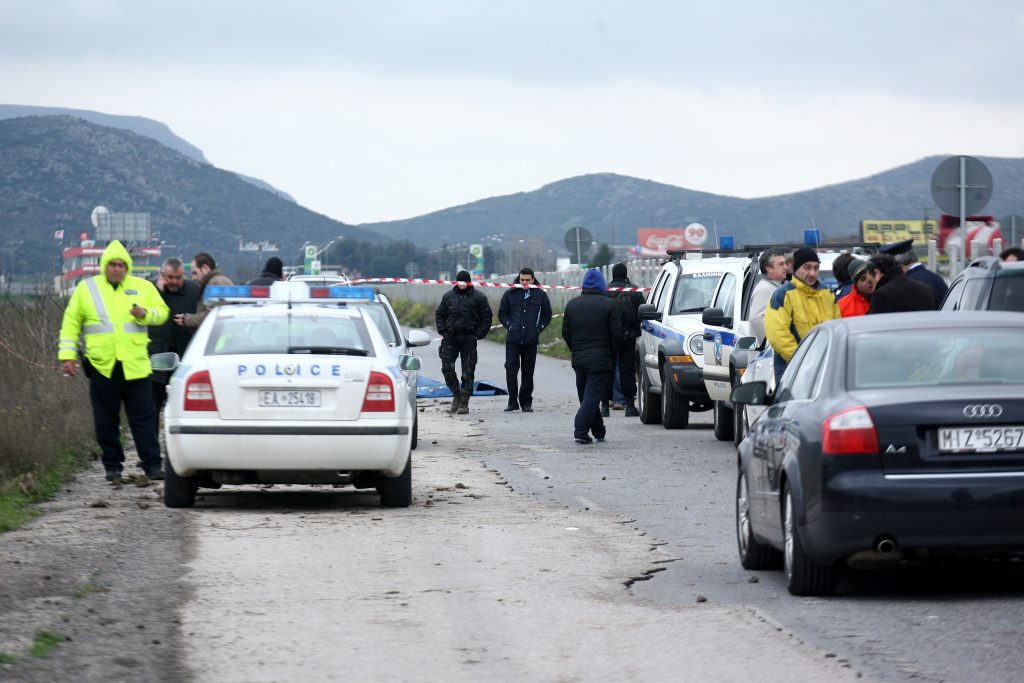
left=604, top=263, right=644, bottom=417
left=497, top=267, right=552, bottom=412
left=435, top=271, right=493, bottom=414
left=58, top=240, right=170, bottom=481
left=562, top=269, right=622, bottom=444
left=247, top=256, right=285, bottom=286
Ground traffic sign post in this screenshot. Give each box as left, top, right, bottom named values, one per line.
left=931, top=155, right=993, bottom=271
left=1000, top=214, right=1024, bottom=249
left=564, top=226, right=593, bottom=265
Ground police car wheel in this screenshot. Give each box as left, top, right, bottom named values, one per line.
left=713, top=400, right=734, bottom=441
left=637, top=356, right=662, bottom=425
left=378, top=455, right=412, bottom=508
left=660, top=367, right=689, bottom=429
left=733, top=405, right=746, bottom=446
left=411, top=415, right=419, bottom=450
left=163, top=462, right=197, bottom=508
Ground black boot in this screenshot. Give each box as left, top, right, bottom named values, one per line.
left=624, top=400, right=639, bottom=417
left=449, top=390, right=462, bottom=413
left=601, top=400, right=610, bottom=418
left=504, top=401, right=519, bottom=412
left=457, top=390, right=471, bottom=414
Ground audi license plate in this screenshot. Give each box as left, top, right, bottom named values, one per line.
left=938, top=426, right=1024, bottom=454
left=258, top=390, right=321, bottom=407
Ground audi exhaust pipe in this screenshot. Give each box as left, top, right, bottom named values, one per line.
left=875, top=538, right=897, bottom=555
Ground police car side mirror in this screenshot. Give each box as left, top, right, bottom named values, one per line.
left=701, top=307, right=732, bottom=327
left=150, top=352, right=180, bottom=372
left=736, top=336, right=757, bottom=350
left=638, top=304, right=662, bottom=321
left=405, top=329, right=431, bottom=348
left=399, top=355, right=422, bottom=372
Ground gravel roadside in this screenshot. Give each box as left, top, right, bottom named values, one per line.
left=0, top=462, right=190, bottom=683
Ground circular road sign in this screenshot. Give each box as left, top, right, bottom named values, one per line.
left=685, top=222, right=708, bottom=246
left=930, top=155, right=993, bottom=216
left=564, top=226, right=593, bottom=257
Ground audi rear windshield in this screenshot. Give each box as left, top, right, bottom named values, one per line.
left=849, top=329, right=1024, bottom=389
left=205, top=313, right=376, bottom=357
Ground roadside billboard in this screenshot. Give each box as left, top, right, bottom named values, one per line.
left=634, top=228, right=698, bottom=256
left=860, top=219, right=938, bottom=247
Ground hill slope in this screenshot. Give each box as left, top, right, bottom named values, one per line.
left=358, top=158, right=1024, bottom=249
left=0, top=105, right=295, bottom=202
left=0, top=116, right=384, bottom=277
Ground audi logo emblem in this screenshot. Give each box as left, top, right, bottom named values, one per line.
left=962, top=404, right=1003, bottom=418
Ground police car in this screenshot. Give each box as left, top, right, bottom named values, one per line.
left=637, top=254, right=745, bottom=428
left=162, top=283, right=428, bottom=508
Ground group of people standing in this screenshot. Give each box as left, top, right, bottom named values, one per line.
left=434, top=263, right=644, bottom=445
left=58, top=242, right=283, bottom=482
left=758, top=239, right=951, bottom=379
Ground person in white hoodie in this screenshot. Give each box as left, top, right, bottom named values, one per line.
left=748, top=248, right=788, bottom=345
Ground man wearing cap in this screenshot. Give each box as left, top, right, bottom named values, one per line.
left=604, top=262, right=644, bottom=417
left=435, top=270, right=493, bottom=414
left=866, top=253, right=936, bottom=314
left=838, top=258, right=877, bottom=317
left=247, top=256, right=285, bottom=286
left=765, top=247, right=840, bottom=380
left=880, top=239, right=948, bottom=304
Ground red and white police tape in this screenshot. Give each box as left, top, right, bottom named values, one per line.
left=345, top=277, right=650, bottom=292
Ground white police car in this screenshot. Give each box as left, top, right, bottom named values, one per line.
left=162, top=284, right=424, bottom=508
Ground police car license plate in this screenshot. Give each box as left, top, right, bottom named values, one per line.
left=938, top=426, right=1024, bottom=454
left=258, top=390, right=322, bottom=407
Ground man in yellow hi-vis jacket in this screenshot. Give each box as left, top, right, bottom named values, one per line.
left=59, top=240, right=170, bottom=481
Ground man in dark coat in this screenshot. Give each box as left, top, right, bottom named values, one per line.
left=247, top=256, right=285, bottom=286
left=497, top=267, right=552, bottom=413
left=562, top=269, right=622, bottom=444
left=605, top=263, right=644, bottom=417
left=880, top=239, right=948, bottom=304
left=867, top=253, right=937, bottom=314
left=435, top=270, right=493, bottom=414
left=148, top=257, right=200, bottom=438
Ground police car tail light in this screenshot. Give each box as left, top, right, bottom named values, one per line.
left=822, top=405, right=878, bottom=455
left=184, top=370, right=219, bottom=412
left=361, top=371, right=395, bottom=412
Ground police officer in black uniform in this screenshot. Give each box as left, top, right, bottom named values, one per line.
left=880, top=239, right=948, bottom=305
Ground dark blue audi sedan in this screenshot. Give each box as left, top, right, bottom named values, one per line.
left=730, top=311, right=1024, bottom=595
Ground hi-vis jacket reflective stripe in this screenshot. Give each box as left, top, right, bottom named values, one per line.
left=58, top=240, right=169, bottom=380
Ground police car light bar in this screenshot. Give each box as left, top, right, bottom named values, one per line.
left=204, top=283, right=377, bottom=306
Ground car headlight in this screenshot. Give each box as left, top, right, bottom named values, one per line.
left=689, top=335, right=704, bottom=356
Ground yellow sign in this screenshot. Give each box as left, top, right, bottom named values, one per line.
left=860, top=220, right=937, bottom=246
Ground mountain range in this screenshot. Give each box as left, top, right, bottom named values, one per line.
left=1, top=106, right=1022, bottom=279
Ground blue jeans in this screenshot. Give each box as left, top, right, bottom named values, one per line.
left=574, top=369, right=610, bottom=440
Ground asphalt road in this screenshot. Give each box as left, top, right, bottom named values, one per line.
left=418, top=336, right=1024, bottom=683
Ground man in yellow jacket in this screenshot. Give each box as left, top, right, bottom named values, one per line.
left=764, top=247, right=840, bottom=381
left=59, top=241, right=170, bottom=481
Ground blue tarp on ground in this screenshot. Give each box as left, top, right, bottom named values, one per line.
left=416, top=375, right=508, bottom=398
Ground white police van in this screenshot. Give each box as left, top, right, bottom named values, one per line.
left=162, top=283, right=430, bottom=509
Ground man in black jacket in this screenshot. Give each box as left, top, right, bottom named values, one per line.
left=497, top=267, right=552, bottom=413
left=880, top=239, right=948, bottom=304
left=563, top=269, right=622, bottom=444
left=867, top=253, right=937, bottom=314
left=435, top=271, right=493, bottom=414
left=247, top=256, right=284, bottom=286
left=148, top=257, right=200, bottom=437
left=605, top=263, right=644, bottom=417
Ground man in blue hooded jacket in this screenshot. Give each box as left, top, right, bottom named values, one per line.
left=498, top=267, right=552, bottom=412
left=562, top=269, right=622, bottom=444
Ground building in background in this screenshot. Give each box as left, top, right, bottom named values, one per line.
left=58, top=209, right=161, bottom=292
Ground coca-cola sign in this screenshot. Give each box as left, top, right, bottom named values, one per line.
left=636, top=228, right=695, bottom=255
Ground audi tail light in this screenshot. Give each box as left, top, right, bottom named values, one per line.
left=822, top=405, right=878, bottom=455
left=361, top=371, right=395, bottom=413
left=184, top=370, right=218, bottom=412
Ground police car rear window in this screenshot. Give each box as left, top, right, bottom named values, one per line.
left=205, top=314, right=376, bottom=357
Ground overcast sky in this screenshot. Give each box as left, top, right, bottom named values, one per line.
left=2, top=1, right=1022, bottom=224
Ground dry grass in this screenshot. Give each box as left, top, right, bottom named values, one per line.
left=0, top=291, right=95, bottom=505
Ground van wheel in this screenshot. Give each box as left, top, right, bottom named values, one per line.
left=637, top=357, right=662, bottom=425
left=714, top=400, right=735, bottom=441
left=661, top=367, right=689, bottom=429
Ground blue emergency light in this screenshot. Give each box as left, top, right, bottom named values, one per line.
left=205, top=285, right=269, bottom=299
left=204, top=283, right=377, bottom=304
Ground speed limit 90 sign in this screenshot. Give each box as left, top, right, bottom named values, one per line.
left=685, top=223, right=708, bottom=246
